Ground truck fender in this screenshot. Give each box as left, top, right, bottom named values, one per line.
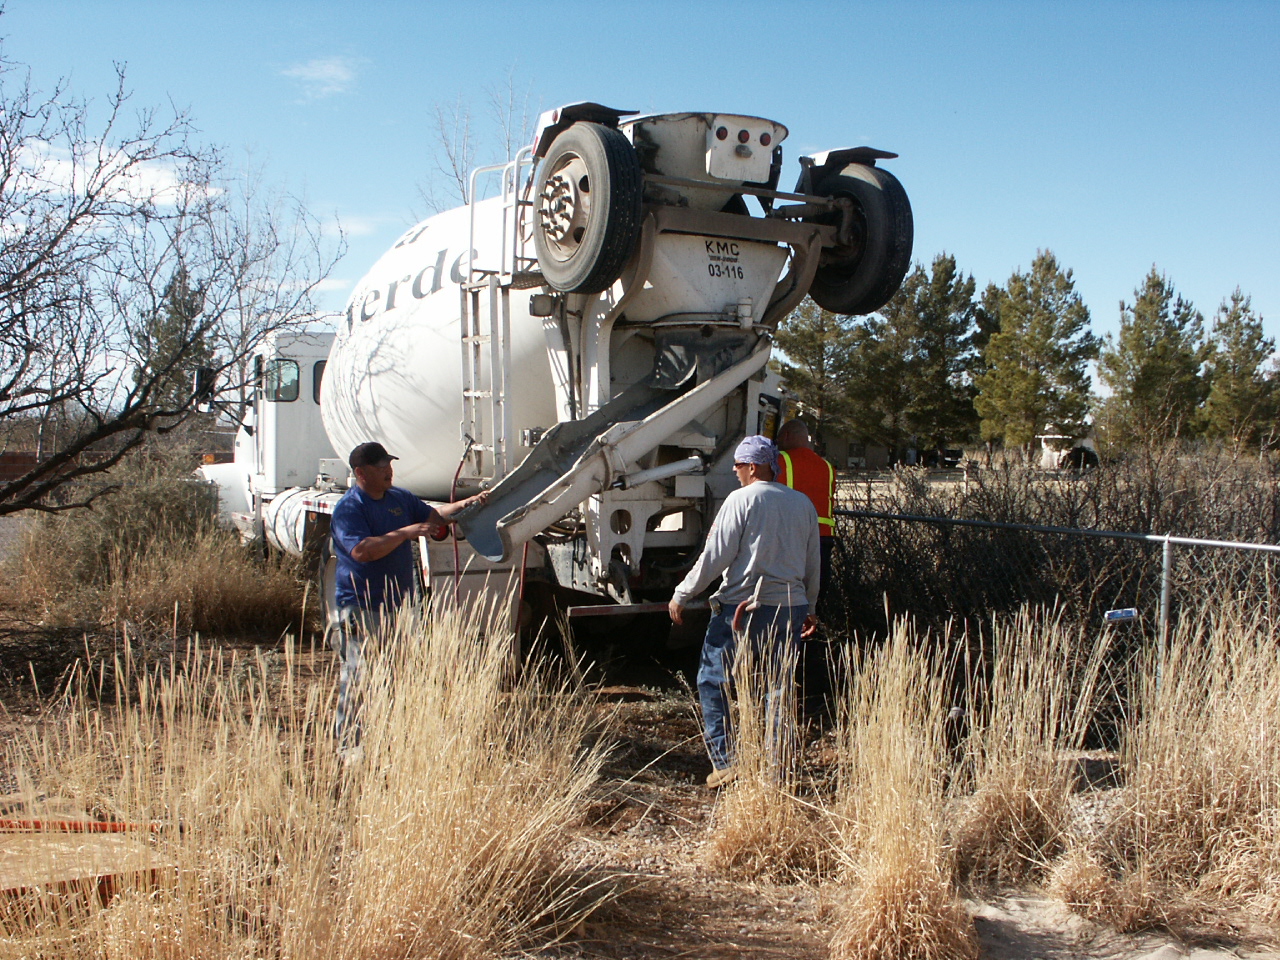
left=795, top=146, right=899, bottom=194
left=532, top=102, right=637, bottom=159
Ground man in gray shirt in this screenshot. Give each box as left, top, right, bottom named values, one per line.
left=668, top=435, right=821, bottom=787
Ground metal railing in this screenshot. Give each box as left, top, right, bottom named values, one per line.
left=828, top=509, right=1280, bottom=642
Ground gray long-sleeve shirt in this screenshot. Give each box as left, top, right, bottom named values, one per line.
left=672, top=480, right=820, bottom=609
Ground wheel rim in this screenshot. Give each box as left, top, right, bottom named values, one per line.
left=537, top=153, right=593, bottom=264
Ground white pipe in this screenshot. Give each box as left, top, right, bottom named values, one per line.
left=611, top=456, right=703, bottom=490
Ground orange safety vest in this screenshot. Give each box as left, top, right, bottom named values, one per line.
left=777, top=448, right=835, bottom=536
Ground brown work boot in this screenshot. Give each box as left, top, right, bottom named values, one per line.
left=706, top=765, right=738, bottom=789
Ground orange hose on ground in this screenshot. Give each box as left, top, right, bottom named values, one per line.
left=0, top=819, right=163, bottom=833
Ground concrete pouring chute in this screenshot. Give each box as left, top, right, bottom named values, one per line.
left=458, top=335, right=772, bottom=562
left=199, top=104, right=914, bottom=627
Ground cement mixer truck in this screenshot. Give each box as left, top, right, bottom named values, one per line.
left=203, top=103, right=913, bottom=634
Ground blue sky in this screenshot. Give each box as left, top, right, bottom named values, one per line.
left=5, top=0, right=1277, bottom=342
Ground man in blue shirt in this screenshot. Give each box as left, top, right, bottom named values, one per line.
left=331, top=441, right=486, bottom=745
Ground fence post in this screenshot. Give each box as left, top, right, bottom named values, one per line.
left=1159, top=535, right=1173, bottom=646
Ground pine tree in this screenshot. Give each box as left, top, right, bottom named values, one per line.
left=1098, top=268, right=1208, bottom=446
left=902, top=253, right=980, bottom=447
left=772, top=298, right=854, bottom=438
left=134, top=267, right=213, bottom=413
left=843, top=253, right=978, bottom=456
left=842, top=304, right=913, bottom=453
left=1200, top=289, right=1274, bottom=447
left=973, top=251, right=1097, bottom=452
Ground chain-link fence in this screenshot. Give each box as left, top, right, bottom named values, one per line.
left=826, top=509, right=1280, bottom=643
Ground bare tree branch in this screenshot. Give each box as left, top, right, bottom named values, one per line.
left=415, top=76, right=539, bottom=217
left=428, top=95, right=474, bottom=210
left=0, top=52, right=344, bottom=515
left=486, top=67, right=534, bottom=163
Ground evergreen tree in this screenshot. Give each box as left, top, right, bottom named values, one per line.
left=772, top=298, right=854, bottom=438
left=842, top=302, right=913, bottom=453
left=969, top=281, right=1004, bottom=384
left=1098, top=268, right=1208, bottom=445
left=843, top=253, right=978, bottom=456
left=902, top=253, right=980, bottom=447
left=134, top=267, right=213, bottom=413
left=1200, top=288, right=1274, bottom=447
left=974, top=251, right=1097, bottom=451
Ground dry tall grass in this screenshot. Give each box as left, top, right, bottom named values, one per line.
left=11, top=446, right=305, bottom=637
left=702, top=596, right=1280, bottom=947
left=1050, top=608, right=1280, bottom=933
left=828, top=625, right=977, bottom=960
left=949, top=610, right=1114, bottom=886
left=704, top=639, right=828, bottom=882
left=1, top=602, right=609, bottom=959
left=100, top=522, right=306, bottom=636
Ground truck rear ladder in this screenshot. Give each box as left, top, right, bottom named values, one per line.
left=459, top=148, right=538, bottom=483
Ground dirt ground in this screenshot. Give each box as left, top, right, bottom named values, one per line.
left=566, top=690, right=1280, bottom=960
left=1, top=585, right=1277, bottom=958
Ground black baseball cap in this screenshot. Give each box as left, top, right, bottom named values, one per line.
left=348, top=442, right=398, bottom=469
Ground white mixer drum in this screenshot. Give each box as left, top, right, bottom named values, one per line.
left=322, top=200, right=558, bottom=500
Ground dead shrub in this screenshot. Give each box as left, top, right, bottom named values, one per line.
left=950, top=768, right=1071, bottom=887
left=1048, top=848, right=1176, bottom=934
left=12, top=444, right=305, bottom=637
left=102, top=524, right=305, bottom=636
left=831, top=861, right=977, bottom=960
left=828, top=624, right=978, bottom=960
left=706, top=781, right=829, bottom=883
left=830, top=445, right=1280, bottom=641
left=949, top=610, right=1112, bottom=887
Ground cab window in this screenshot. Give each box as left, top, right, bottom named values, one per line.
left=312, top=360, right=327, bottom=404
left=264, top=359, right=300, bottom=402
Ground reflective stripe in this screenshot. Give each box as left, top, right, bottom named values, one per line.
left=778, top=449, right=835, bottom=529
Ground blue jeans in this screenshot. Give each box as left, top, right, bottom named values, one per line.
left=697, top=602, right=807, bottom=770
left=334, top=605, right=381, bottom=747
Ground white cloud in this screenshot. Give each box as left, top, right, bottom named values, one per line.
left=16, top=141, right=219, bottom=209
left=338, top=216, right=380, bottom=237
left=315, top=277, right=351, bottom=293
left=321, top=214, right=383, bottom=239
left=281, top=57, right=359, bottom=99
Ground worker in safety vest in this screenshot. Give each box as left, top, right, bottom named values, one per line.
left=775, top=420, right=836, bottom=612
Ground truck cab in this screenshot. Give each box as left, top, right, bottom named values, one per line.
left=202, top=329, right=338, bottom=540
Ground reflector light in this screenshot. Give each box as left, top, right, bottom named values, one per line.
left=760, top=132, right=772, bottom=146
left=716, top=126, right=728, bottom=141
left=737, top=129, right=750, bottom=143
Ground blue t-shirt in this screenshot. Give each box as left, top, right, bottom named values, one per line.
left=331, top=485, right=436, bottom=610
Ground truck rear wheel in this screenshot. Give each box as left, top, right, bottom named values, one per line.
left=807, top=165, right=913, bottom=316
left=533, top=122, right=643, bottom=294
